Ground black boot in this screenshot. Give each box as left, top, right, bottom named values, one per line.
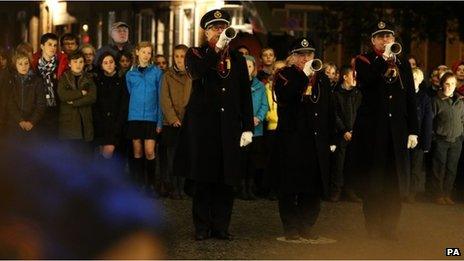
left=146, top=158, right=158, bottom=198
left=344, top=189, right=362, bottom=202
left=237, top=180, right=248, bottom=200
left=246, top=177, right=257, bottom=200
left=129, top=157, right=145, bottom=189
left=178, top=177, right=186, bottom=199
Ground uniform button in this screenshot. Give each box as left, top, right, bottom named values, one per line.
left=388, top=113, right=392, bottom=117
left=389, top=95, right=393, bottom=99
left=314, top=112, right=318, bottom=117
left=222, top=88, right=226, bottom=92
left=221, top=108, right=225, bottom=112
left=314, top=131, right=318, bottom=136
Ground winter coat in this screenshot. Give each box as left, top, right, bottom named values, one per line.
left=415, top=87, right=433, bottom=151
left=174, top=45, right=253, bottom=186
left=349, top=51, right=419, bottom=197
left=57, top=71, right=97, bottom=141
left=333, top=84, right=362, bottom=146
left=431, top=93, right=464, bottom=143
left=250, top=77, right=269, bottom=137
left=94, top=42, right=134, bottom=67
left=126, top=65, right=163, bottom=127
left=93, top=72, right=129, bottom=145
left=160, top=66, right=192, bottom=126
left=3, top=71, right=46, bottom=132
left=270, top=66, right=335, bottom=196
left=265, top=81, right=278, bottom=131
left=31, top=50, right=69, bottom=80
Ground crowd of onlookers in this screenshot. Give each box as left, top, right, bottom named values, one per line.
left=0, top=20, right=463, bottom=206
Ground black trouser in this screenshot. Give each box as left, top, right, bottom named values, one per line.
left=192, top=182, right=235, bottom=234
left=278, top=192, right=321, bottom=237
left=424, top=146, right=434, bottom=197
left=156, top=136, right=167, bottom=192
left=331, top=143, right=348, bottom=193
left=409, top=147, right=425, bottom=196
left=264, top=130, right=277, bottom=196
left=431, top=138, right=462, bottom=197
left=362, top=151, right=402, bottom=234
left=163, top=126, right=184, bottom=195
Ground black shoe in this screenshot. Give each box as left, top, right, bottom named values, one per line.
left=267, top=192, right=277, bottom=201
left=211, top=230, right=234, bottom=240
left=194, top=231, right=210, bottom=241
left=247, top=191, right=258, bottom=200
left=367, top=230, right=382, bottom=240
left=285, top=235, right=301, bottom=241
left=345, top=190, right=362, bottom=202
left=381, top=230, right=399, bottom=241
left=403, top=194, right=416, bottom=203
left=329, top=191, right=341, bottom=202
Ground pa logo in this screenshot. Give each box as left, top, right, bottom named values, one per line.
left=445, top=248, right=461, bottom=256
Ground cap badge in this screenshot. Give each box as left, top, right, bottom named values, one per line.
left=214, top=11, right=222, bottom=18
left=378, top=21, right=386, bottom=29
left=301, top=39, right=309, bottom=48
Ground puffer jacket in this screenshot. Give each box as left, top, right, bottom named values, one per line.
left=126, top=65, right=163, bottom=127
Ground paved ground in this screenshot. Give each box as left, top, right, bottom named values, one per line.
left=157, top=197, right=464, bottom=259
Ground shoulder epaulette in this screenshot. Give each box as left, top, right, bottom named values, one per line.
left=190, top=48, right=203, bottom=59
left=354, top=54, right=371, bottom=65
left=276, top=72, right=289, bottom=87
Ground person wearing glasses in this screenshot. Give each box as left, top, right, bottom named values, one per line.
left=174, top=9, right=253, bottom=241
left=95, top=22, right=134, bottom=67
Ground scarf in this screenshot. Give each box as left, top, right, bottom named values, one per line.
left=38, top=56, right=57, bottom=107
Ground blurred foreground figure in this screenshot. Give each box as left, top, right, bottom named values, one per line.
left=0, top=140, right=165, bottom=259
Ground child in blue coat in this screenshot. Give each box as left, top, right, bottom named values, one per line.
left=126, top=41, right=163, bottom=194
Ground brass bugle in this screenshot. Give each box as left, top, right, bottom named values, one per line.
left=385, top=42, right=402, bottom=55
left=224, top=27, right=237, bottom=40
left=309, top=59, right=323, bottom=72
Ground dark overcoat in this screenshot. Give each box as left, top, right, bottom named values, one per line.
left=57, top=71, right=97, bottom=141
left=270, top=65, right=335, bottom=196
left=4, top=71, right=46, bottom=133
left=92, top=72, right=129, bottom=146
left=415, top=86, right=433, bottom=151
left=349, top=51, right=419, bottom=196
left=174, top=45, right=253, bottom=186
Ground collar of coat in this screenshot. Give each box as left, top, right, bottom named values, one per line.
left=251, top=77, right=263, bottom=92
left=438, top=91, right=463, bottom=102
left=166, top=66, right=188, bottom=82
left=129, top=64, right=157, bottom=74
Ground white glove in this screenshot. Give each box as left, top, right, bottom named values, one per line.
left=240, top=131, right=253, bottom=147
left=303, top=60, right=314, bottom=77
left=215, top=29, right=231, bottom=51
left=330, top=145, right=337, bottom=152
left=383, top=43, right=394, bottom=60
left=407, top=135, right=418, bottom=149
